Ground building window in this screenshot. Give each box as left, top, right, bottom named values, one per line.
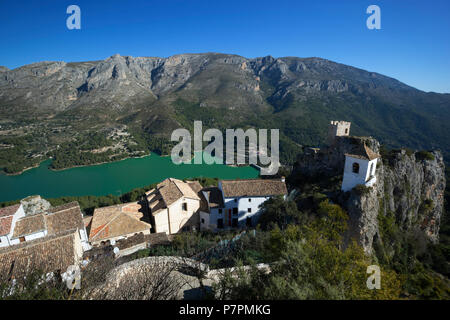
left=232, top=218, right=238, bottom=227
left=201, top=218, right=205, bottom=224
left=234, top=198, right=237, bottom=203
left=233, top=207, right=238, bottom=215
left=352, top=162, right=360, bottom=174
left=345, top=128, right=348, bottom=134
left=0, top=238, right=2, bottom=243
left=218, top=208, right=222, bottom=214
left=246, top=217, right=252, bottom=227
left=248, top=198, right=251, bottom=202
left=182, top=202, right=187, bottom=211
left=217, top=219, right=224, bottom=229
left=248, top=208, right=251, bottom=213
left=370, top=162, right=375, bottom=176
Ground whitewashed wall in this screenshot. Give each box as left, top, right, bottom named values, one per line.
left=0, top=205, right=26, bottom=248
left=155, top=197, right=200, bottom=234
left=341, top=156, right=378, bottom=192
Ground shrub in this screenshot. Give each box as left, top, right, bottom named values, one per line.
left=419, top=199, right=434, bottom=217
left=415, top=151, right=435, bottom=161
left=353, top=184, right=372, bottom=196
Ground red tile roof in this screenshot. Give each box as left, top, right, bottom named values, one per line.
left=0, top=204, right=20, bottom=218
left=0, top=216, right=14, bottom=236
left=0, top=229, right=79, bottom=279
left=12, top=214, right=46, bottom=238
left=345, top=144, right=380, bottom=161
left=220, top=179, right=288, bottom=198
left=89, top=202, right=151, bottom=242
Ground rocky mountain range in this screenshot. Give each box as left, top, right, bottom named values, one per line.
left=0, top=53, right=449, bottom=172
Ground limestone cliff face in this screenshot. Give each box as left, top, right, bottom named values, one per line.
left=293, top=137, right=446, bottom=255
left=378, top=150, right=445, bottom=242
left=345, top=185, right=380, bottom=254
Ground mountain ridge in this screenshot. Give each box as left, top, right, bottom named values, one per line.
left=2, top=53, right=440, bottom=94
left=0, top=52, right=449, bottom=173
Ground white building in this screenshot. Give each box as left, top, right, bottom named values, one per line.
left=146, top=178, right=203, bottom=235
left=0, top=204, right=26, bottom=247
left=200, top=178, right=288, bottom=230
left=0, top=200, right=91, bottom=251
left=341, top=144, right=380, bottom=192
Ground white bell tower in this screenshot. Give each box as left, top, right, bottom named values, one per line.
left=341, top=144, right=380, bottom=192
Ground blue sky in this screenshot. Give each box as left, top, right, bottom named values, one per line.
left=1, top=0, right=449, bottom=93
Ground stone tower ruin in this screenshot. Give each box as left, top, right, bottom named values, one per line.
left=327, top=120, right=351, bottom=145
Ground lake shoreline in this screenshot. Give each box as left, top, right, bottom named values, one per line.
left=3, top=152, right=153, bottom=176
left=48, top=152, right=152, bottom=172
left=3, top=151, right=251, bottom=176
left=3, top=162, right=42, bottom=176
left=0, top=152, right=259, bottom=203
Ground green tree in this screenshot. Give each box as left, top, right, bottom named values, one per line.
left=258, top=196, right=304, bottom=230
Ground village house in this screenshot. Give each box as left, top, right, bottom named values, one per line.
left=0, top=199, right=90, bottom=251
left=0, top=229, right=84, bottom=280
left=0, top=199, right=90, bottom=280
left=0, top=204, right=26, bottom=248
left=200, top=178, right=288, bottom=230
left=87, top=202, right=152, bottom=246
left=146, top=178, right=203, bottom=234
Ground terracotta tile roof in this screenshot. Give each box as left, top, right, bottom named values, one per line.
left=201, top=187, right=224, bottom=209
left=345, top=144, right=380, bottom=161
left=45, top=203, right=85, bottom=236
left=89, top=202, right=151, bottom=242
left=48, top=201, right=79, bottom=213
left=159, top=178, right=200, bottom=205
left=0, top=229, right=79, bottom=279
left=83, top=216, right=93, bottom=228
left=198, top=192, right=209, bottom=212
left=12, top=214, right=46, bottom=238
left=146, top=189, right=167, bottom=214
left=146, top=178, right=201, bottom=215
left=187, top=181, right=203, bottom=194
left=157, top=178, right=183, bottom=206
left=0, top=204, right=20, bottom=218
left=220, top=179, right=288, bottom=198
left=9, top=201, right=85, bottom=239
left=174, top=179, right=201, bottom=200
left=0, top=216, right=14, bottom=236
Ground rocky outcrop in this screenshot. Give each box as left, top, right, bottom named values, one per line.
left=20, top=195, right=51, bottom=216
left=378, top=150, right=445, bottom=242
left=345, top=185, right=381, bottom=254
left=293, top=137, right=446, bottom=255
